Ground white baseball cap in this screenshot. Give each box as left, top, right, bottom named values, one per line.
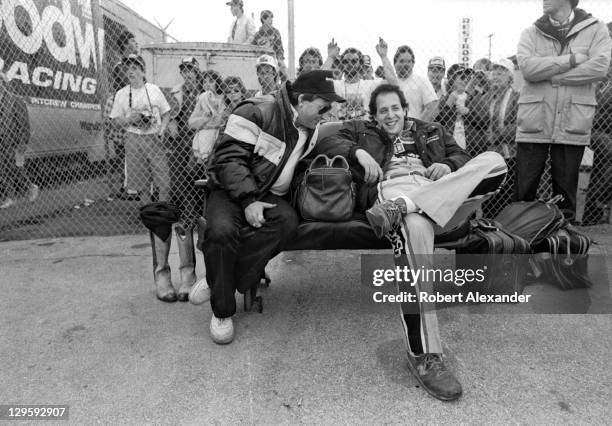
left=256, top=54, right=279, bottom=72
left=492, top=58, right=515, bottom=74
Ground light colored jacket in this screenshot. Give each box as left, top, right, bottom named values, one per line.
left=516, top=9, right=612, bottom=145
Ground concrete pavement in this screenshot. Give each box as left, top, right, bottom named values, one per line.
left=1, top=227, right=611, bottom=424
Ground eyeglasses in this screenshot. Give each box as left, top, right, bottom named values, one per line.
left=318, top=105, right=332, bottom=115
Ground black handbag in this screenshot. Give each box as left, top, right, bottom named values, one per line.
left=495, top=196, right=592, bottom=290
left=530, top=225, right=592, bottom=290
left=456, top=219, right=531, bottom=296
left=297, top=154, right=356, bottom=222
left=494, top=195, right=566, bottom=246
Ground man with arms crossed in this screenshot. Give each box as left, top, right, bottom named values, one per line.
left=515, top=0, right=611, bottom=217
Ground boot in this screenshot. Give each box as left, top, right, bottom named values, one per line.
left=149, top=231, right=177, bottom=303
left=175, top=224, right=197, bottom=302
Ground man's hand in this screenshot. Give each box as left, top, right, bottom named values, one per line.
left=445, top=92, right=458, bottom=107
left=574, top=52, right=588, bottom=65
left=425, top=163, right=451, bottom=181
left=245, top=201, right=277, bottom=228
left=376, top=37, right=388, bottom=58
left=327, top=38, right=340, bottom=59
left=356, top=149, right=383, bottom=184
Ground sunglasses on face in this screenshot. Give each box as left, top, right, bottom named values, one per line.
left=318, top=104, right=332, bottom=115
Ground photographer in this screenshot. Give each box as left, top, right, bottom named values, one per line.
left=110, top=54, right=171, bottom=202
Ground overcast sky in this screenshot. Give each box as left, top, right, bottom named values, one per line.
left=120, top=0, right=612, bottom=75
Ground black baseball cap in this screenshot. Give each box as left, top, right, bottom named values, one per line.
left=123, top=54, right=145, bottom=71
left=292, top=70, right=345, bottom=103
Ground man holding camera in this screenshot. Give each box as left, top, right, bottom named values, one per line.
left=110, top=54, right=171, bottom=201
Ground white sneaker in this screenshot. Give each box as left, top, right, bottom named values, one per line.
left=210, top=315, right=234, bottom=345
left=0, top=198, right=16, bottom=209
left=189, top=278, right=211, bottom=305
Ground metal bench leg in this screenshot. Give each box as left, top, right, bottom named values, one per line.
left=243, top=284, right=263, bottom=313
left=259, top=270, right=271, bottom=288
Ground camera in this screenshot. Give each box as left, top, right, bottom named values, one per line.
left=135, top=111, right=154, bottom=129
left=139, top=111, right=152, bottom=124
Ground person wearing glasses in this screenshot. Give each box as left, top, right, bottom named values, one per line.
left=316, top=83, right=506, bottom=401
left=201, top=70, right=345, bottom=344
left=322, top=38, right=395, bottom=121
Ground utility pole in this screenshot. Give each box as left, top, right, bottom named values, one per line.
left=288, top=0, right=295, bottom=79
left=488, top=33, right=494, bottom=61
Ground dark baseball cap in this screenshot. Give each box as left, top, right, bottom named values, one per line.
left=123, top=54, right=145, bottom=71
left=292, top=70, right=345, bottom=103
left=226, top=0, right=243, bottom=6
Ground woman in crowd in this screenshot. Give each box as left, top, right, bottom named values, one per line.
left=437, top=68, right=474, bottom=151
left=218, top=76, right=249, bottom=133
left=297, top=47, right=324, bottom=76
left=189, top=70, right=226, bottom=165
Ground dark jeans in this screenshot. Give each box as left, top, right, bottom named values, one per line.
left=203, top=189, right=299, bottom=318
left=515, top=143, right=585, bottom=217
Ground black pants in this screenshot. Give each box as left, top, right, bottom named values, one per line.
left=515, top=143, right=585, bottom=217
left=203, top=189, right=299, bottom=318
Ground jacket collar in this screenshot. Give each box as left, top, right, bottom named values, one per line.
left=534, top=8, right=596, bottom=39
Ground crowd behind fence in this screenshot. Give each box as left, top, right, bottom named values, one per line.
left=0, top=1, right=611, bottom=241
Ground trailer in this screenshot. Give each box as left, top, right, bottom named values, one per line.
left=0, top=0, right=163, bottom=164
left=141, top=42, right=273, bottom=93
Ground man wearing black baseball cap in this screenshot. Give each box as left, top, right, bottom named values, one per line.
left=201, top=70, right=344, bottom=344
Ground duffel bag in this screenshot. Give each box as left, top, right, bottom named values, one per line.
left=494, top=195, right=566, bottom=247
left=456, top=219, right=531, bottom=297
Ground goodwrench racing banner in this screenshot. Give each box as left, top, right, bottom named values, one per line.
left=0, top=0, right=105, bottom=110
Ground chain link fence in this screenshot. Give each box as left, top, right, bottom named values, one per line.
left=0, top=0, right=610, bottom=241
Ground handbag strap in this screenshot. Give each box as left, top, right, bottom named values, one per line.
left=329, top=155, right=349, bottom=170
left=308, top=154, right=330, bottom=171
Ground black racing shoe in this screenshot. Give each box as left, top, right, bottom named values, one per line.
left=366, top=200, right=404, bottom=239
left=406, top=353, right=463, bottom=401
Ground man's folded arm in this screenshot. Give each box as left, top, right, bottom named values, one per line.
left=212, top=104, right=263, bottom=209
